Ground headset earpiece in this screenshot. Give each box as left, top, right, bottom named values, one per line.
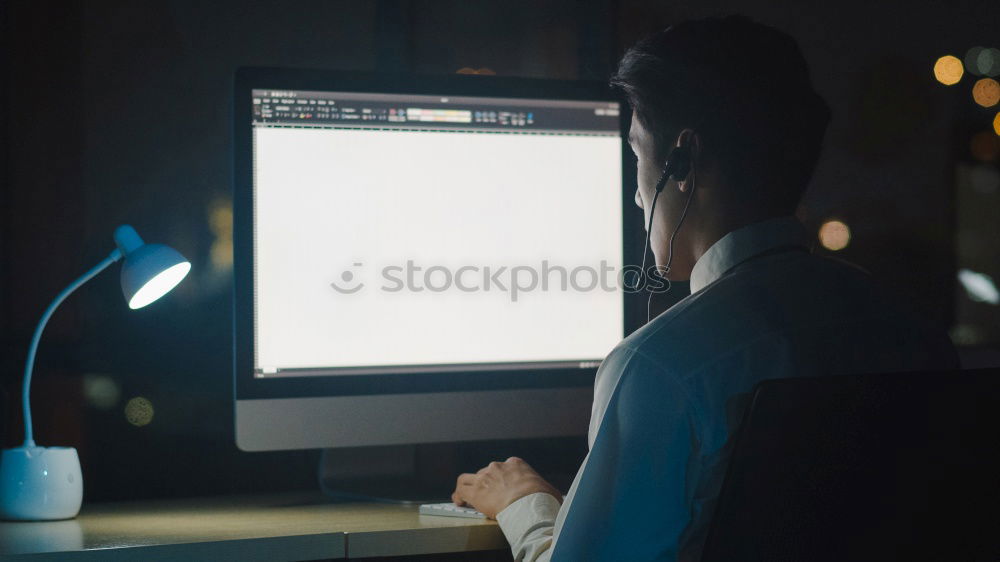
left=653, top=142, right=693, bottom=193
left=668, top=143, right=692, bottom=182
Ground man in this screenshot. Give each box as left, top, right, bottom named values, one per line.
left=451, top=15, right=959, bottom=561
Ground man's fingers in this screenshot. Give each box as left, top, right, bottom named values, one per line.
left=453, top=474, right=479, bottom=506
left=453, top=474, right=474, bottom=503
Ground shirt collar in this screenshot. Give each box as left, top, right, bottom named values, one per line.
left=689, top=216, right=810, bottom=294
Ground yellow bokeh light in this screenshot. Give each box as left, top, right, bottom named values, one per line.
left=934, top=55, right=964, bottom=85
left=209, top=202, right=232, bottom=236
left=973, top=78, right=1000, bottom=107
left=207, top=198, right=234, bottom=271
left=125, top=396, right=154, bottom=427
left=994, top=112, right=1000, bottom=136
left=819, top=220, right=851, bottom=251
left=211, top=239, right=233, bottom=270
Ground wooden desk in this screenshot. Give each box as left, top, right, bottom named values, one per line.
left=0, top=493, right=509, bottom=561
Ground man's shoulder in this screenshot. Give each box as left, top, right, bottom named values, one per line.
left=618, top=251, right=933, bottom=375
left=616, top=277, right=737, bottom=372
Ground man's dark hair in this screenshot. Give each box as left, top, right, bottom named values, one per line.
left=611, top=15, right=831, bottom=214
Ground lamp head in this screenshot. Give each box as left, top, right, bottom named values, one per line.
left=113, top=225, right=191, bottom=309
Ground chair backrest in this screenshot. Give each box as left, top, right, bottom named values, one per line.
left=701, top=368, right=1000, bottom=562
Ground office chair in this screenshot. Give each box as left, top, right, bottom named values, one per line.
left=701, top=368, right=1000, bottom=562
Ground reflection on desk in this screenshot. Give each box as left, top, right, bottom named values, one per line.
left=0, top=492, right=508, bottom=561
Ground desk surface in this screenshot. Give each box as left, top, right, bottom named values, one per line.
left=0, top=492, right=507, bottom=560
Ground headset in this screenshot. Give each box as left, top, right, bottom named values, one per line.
left=640, top=138, right=695, bottom=322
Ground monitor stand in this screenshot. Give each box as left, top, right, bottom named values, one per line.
left=317, top=444, right=455, bottom=505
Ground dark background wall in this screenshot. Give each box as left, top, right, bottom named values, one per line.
left=2, top=0, right=998, bottom=502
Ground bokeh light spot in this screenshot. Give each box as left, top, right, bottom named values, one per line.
left=125, top=396, right=154, bottom=427
left=972, top=78, right=1000, bottom=107
left=965, top=47, right=985, bottom=75
left=934, top=55, right=964, bottom=85
left=970, top=131, right=1000, bottom=162
left=958, top=268, right=1000, bottom=305
left=207, top=197, right=233, bottom=272
left=818, top=220, right=851, bottom=251
left=979, top=48, right=1000, bottom=77
left=456, top=67, right=496, bottom=75
left=83, top=374, right=121, bottom=410
left=950, top=324, right=984, bottom=346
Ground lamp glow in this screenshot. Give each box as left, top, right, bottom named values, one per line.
left=128, top=261, right=191, bottom=309
left=0, top=224, right=190, bottom=521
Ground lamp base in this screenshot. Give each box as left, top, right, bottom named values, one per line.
left=0, top=446, right=82, bottom=521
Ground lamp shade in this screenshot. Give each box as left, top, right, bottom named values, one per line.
left=114, top=225, right=191, bottom=309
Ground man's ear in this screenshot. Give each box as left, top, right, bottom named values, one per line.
left=673, top=129, right=699, bottom=193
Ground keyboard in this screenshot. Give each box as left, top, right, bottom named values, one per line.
left=418, top=502, right=487, bottom=519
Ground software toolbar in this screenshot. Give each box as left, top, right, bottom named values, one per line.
left=251, top=89, right=620, bottom=134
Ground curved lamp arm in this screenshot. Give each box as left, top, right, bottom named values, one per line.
left=21, top=249, right=123, bottom=447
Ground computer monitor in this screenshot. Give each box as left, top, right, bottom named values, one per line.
left=234, top=68, right=632, bottom=451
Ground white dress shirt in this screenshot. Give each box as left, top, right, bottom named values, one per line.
left=496, top=216, right=958, bottom=561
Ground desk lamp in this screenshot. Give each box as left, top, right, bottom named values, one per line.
left=0, top=225, right=190, bottom=521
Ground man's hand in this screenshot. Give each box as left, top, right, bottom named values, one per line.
left=451, top=456, right=562, bottom=519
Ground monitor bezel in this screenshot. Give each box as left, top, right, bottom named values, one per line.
left=234, top=67, right=640, bottom=401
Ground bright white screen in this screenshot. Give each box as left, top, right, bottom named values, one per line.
left=254, top=126, right=623, bottom=372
